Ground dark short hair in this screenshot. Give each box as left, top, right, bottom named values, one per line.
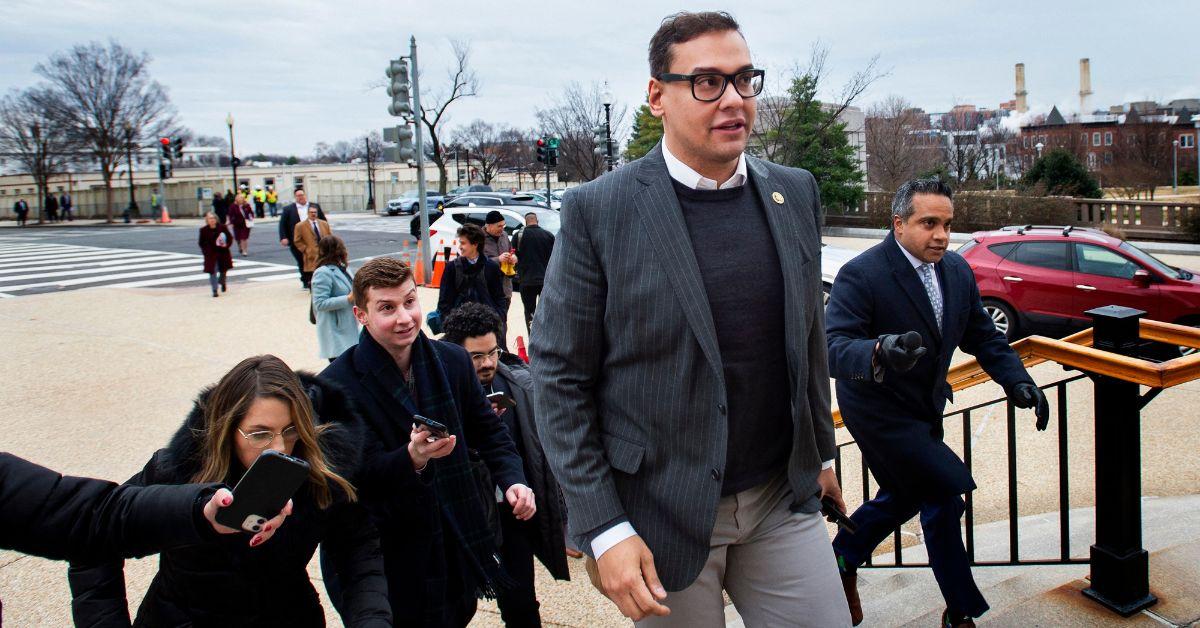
left=485, top=210, right=505, bottom=225
left=892, top=178, right=954, bottom=222
left=442, top=302, right=502, bottom=346
left=648, top=11, right=742, bottom=78
left=457, top=223, right=486, bottom=249
left=351, top=257, right=413, bottom=310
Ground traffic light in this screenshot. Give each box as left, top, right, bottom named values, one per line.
left=383, top=124, right=415, bottom=162
left=159, top=137, right=171, bottom=159
left=593, top=123, right=609, bottom=156
left=536, top=138, right=547, bottom=164
left=549, top=147, right=559, bottom=168
left=386, top=59, right=412, bottom=117
left=172, top=137, right=184, bottom=161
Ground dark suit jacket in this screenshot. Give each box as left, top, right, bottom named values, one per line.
left=826, top=231, right=1034, bottom=498
left=530, top=143, right=834, bottom=591
left=514, top=224, right=555, bottom=287
left=279, top=202, right=325, bottom=244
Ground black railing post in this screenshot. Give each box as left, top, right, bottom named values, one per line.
left=1081, top=305, right=1157, bottom=616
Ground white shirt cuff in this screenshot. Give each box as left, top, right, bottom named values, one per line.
left=591, top=522, right=638, bottom=560
left=822, top=459, right=835, bottom=470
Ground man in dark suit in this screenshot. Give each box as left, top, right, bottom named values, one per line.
left=532, top=11, right=849, bottom=626
left=514, top=212, right=554, bottom=335
left=59, top=193, right=73, bottom=221
left=443, top=303, right=571, bottom=627
left=278, top=187, right=325, bottom=288
left=825, top=178, right=1050, bottom=628
left=13, top=198, right=29, bottom=226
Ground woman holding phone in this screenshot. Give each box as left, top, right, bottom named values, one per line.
left=227, top=192, right=254, bottom=256
left=198, top=211, right=234, bottom=297
left=68, top=355, right=391, bottom=627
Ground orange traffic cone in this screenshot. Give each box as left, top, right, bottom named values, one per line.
left=159, top=205, right=172, bottom=223
left=516, top=336, right=529, bottom=363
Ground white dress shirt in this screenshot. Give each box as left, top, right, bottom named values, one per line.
left=896, top=238, right=941, bottom=297
left=589, top=140, right=834, bottom=561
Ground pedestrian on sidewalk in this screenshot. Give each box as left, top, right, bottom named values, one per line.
left=13, top=198, right=29, bottom=226
left=267, top=186, right=279, bottom=217
left=44, top=193, right=59, bottom=222
left=532, top=11, right=851, bottom=627
left=212, top=190, right=229, bottom=224
left=59, top=193, right=73, bottom=221
left=437, top=223, right=506, bottom=328
left=67, top=355, right=392, bottom=627
left=294, top=205, right=332, bottom=289
left=280, top=188, right=326, bottom=289
left=514, top=211, right=555, bottom=336
left=443, top=303, right=572, bottom=627
left=228, top=192, right=254, bottom=256
left=825, top=178, right=1050, bottom=628
left=312, top=235, right=359, bottom=362
left=483, top=211, right=517, bottom=346
left=198, top=212, right=234, bottom=297
left=253, top=185, right=267, bottom=218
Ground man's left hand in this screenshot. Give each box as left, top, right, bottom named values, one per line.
left=506, top=483, right=536, bottom=520
left=817, top=467, right=846, bottom=514
left=1009, top=382, right=1050, bottom=431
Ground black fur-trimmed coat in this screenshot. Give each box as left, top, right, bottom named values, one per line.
left=67, top=373, right=391, bottom=628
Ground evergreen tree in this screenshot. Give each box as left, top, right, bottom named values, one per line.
left=766, top=74, right=864, bottom=212
left=1020, top=148, right=1102, bottom=198
left=624, top=102, right=663, bottom=161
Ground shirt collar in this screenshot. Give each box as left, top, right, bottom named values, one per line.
left=662, top=139, right=747, bottom=190
left=896, top=237, right=928, bottom=270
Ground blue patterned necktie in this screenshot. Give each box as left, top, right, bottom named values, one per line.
left=919, top=263, right=943, bottom=329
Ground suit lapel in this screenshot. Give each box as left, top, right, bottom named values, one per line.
left=354, top=334, right=419, bottom=428
left=935, top=259, right=958, bottom=346
left=884, top=233, right=943, bottom=343
left=633, top=145, right=724, bottom=384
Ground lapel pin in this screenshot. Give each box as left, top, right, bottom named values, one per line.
left=771, top=192, right=785, bottom=204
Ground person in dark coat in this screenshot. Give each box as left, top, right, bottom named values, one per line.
left=321, top=257, right=531, bottom=627
left=280, top=188, right=326, bottom=288
left=45, top=193, right=59, bottom=222
left=442, top=303, right=570, bottom=626
left=60, top=192, right=73, bottom=221
left=198, top=212, right=234, bottom=297
left=513, top=212, right=554, bottom=335
left=437, top=223, right=506, bottom=324
left=227, top=193, right=254, bottom=256
left=825, top=178, right=1050, bottom=628
left=12, top=198, right=29, bottom=226
left=212, top=191, right=229, bottom=224
left=68, top=355, right=392, bottom=628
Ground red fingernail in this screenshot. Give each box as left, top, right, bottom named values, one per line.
left=222, top=496, right=232, bottom=506
left=250, top=536, right=262, bottom=547
left=263, top=524, right=272, bottom=532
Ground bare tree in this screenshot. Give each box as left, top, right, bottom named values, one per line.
left=865, top=96, right=941, bottom=192
left=451, top=120, right=525, bottom=185
left=34, top=41, right=177, bottom=222
left=0, top=88, right=80, bottom=223
left=1107, top=117, right=1173, bottom=199
left=313, top=140, right=360, bottom=164
left=753, top=43, right=885, bottom=162
left=536, top=82, right=627, bottom=182
left=417, top=40, right=479, bottom=194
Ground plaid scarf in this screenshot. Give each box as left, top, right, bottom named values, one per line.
left=396, top=333, right=507, bottom=622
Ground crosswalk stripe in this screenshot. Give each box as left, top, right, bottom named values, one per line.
left=0, top=245, right=85, bottom=255
left=0, top=253, right=190, bottom=275
left=0, top=251, right=174, bottom=268
left=0, top=257, right=200, bottom=282
left=105, top=265, right=294, bottom=288
left=0, top=249, right=133, bottom=264
left=0, top=246, right=101, bottom=259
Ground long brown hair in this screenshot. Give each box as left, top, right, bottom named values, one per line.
left=315, top=235, right=348, bottom=269
left=192, top=355, right=356, bottom=508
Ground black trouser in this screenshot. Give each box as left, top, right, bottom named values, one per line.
left=16, top=213, right=26, bottom=226
left=833, top=488, right=988, bottom=619
left=496, top=502, right=541, bottom=627
left=519, top=284, right=542, bottom=335
left=289, top=245, right=307, bottom=286
left=254, top=201, right=265, bottom=218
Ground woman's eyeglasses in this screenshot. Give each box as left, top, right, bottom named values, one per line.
left=238, top=425, right=299, bottom=449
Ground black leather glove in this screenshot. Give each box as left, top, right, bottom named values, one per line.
left=876, top=331, right=926, bottom=374
left=1009, top=382, right=1050, bottom=431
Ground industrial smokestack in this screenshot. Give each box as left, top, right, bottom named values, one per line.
left=1079, top=58, right=1093, bottom=115
left=1015, top=63, right=1028, bottom=113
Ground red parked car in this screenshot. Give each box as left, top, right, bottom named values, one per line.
left=958, top=225, right=1200, bottom=356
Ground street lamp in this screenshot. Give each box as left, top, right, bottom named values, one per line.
left=1173, top=139, right=1179, bottom=193
left=601, top=81, right=614, bottom=172
left=123, top=123, right=138, bottom=221
left=225, top=113, right=237, bottom=193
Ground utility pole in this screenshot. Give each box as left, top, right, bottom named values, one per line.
left=410, top=37, right=431, bottom=285
left=385, top=40, right=431, bottom=284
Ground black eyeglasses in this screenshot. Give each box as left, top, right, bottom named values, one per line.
left=657, top=69, right=765, bottom=102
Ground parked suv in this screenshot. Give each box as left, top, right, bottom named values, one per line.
left=959, top=225, right=1199, bottom=354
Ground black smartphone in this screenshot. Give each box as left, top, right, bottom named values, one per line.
left=215, top=450, right=310, bottom=533
left=821, top=495, right=858, bottom=534
left=412, top=414, right=450, bottom=441
left=487, top=391, right=516, bottom=410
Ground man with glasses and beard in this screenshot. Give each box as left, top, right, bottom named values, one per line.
left=532, top=11, right=850, bottom=626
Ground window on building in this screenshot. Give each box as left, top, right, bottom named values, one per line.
left=1104, top=152, right=1113, bottom=165
left=1081, top=132, right=1088, bottom=144
left=1182, top=134, right=1196, bottom=148
left=1104, top=132, right=1112, bottom=146
left=1092, top=132, right=1101, bottom=146
left=1087, top=153, right=1097, bottom=169
left=1023, top=136, right=1029, bottom=148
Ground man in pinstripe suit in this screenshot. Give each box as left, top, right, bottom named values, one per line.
left=532, top=11, right=851, bottom=627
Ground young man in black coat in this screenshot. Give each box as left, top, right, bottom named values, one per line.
left=443, top=303, right=571, bottom=626
left=12, top=199, right=29, bottom=226
left=514, top=212, right=555, bottom=335
left=322, top=257, right=531, bottom=626
left=437, top=223, right=506, bottom=324
left=279, top=188, right=326, bottom=288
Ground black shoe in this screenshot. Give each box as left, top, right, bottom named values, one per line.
left=212, top=291, right=219, bottom=298
left=941, top=610, right=975, bottom=628
left=221, top=280, right=227, bottom=292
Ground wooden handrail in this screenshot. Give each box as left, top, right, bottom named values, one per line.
left=831, top=319, right=1200, bottom=428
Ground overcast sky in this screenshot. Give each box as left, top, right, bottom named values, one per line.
left=2, top=0, right=1196, bottom=156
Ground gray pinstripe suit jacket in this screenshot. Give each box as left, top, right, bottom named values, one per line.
left=530, top=143, right=837, bottom=591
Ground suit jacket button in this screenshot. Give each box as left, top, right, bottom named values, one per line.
left=718, top=404, right=727, bottom=415
left=711, top=469, right=721, bottom=481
